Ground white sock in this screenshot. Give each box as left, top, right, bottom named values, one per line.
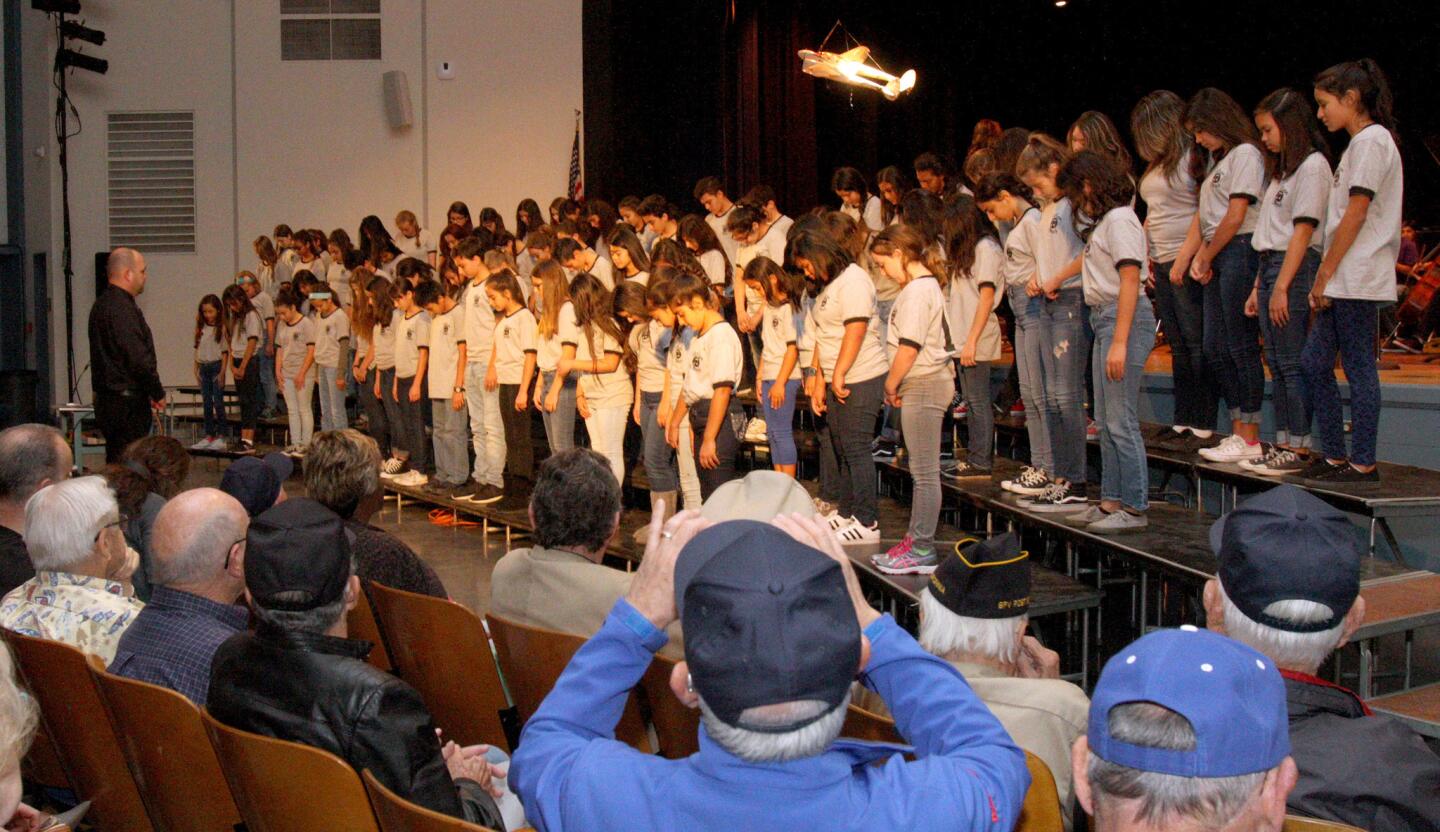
left=1191, top=429, right=1213, bottom=438
left=1172, top=425, right=1186, bottom=433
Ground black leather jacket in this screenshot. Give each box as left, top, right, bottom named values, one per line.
left=208, top=622, right=504, bottom=828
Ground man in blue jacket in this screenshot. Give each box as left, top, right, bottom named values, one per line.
left=510, top=505, right=1029, bottom=831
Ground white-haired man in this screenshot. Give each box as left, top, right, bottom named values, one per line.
left=109, top=488, right=249, bottom=705
left=855, top=533, right=1089, bottom=828
left=1203, top=484, right=1440, bottom=832
left=0, top=476, right=142, bottom=662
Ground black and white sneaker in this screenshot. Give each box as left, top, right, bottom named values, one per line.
left=834, top=518, right=880, bottom=544
left=465, top=484, right=505, bottom=505
left=1001, top=466, right=1051, bottom=496
left=871, top=440, right=898, bottom=461
left=1021, top=481, right=1088, bottom=512
left=1248, top=448, right=1309, bottom=477
left=942, top=460, right=991, bottom=480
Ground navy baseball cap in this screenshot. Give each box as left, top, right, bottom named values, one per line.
left=674, top=521, right=860, bottom=731
left=1090, top=627, right=1289, bottom=777
left=1210, top=485, right=1362, bottom=633
left=928, top=533, right=1029, bottom=619
left=220, top=453, right=294, bottom=518
left=244, top=498, right=353, bottom=612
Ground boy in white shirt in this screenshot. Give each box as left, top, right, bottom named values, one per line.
left=453, top=237, right=505, bottom=505
left=273, top=288, right=317, bottom=453
left=555, top=239, right=615, bottom=290
left=310, top=283, right=350, bottom=433
left=416, top=280, right=469, bottom=497
left=694, top=176, right=740, bottom=265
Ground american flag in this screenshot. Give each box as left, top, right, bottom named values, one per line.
left=568, top=111, right=584, bottom=200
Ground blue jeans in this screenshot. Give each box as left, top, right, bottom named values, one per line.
left=1203, top=236, right=1264, bottom=422
left=317, top=365, right=347, bottom=431
left=1257, top=249, right=1317, bottom=448
left=760, top=378, right=801, bottom=466
left=1152, top=261, right=1216, bottom=430
left=1039, top=288, right=1088, bottom=483
left=257, top=348, right=277, bottom=414
left=1301, top=299, right=1381, bottom=466
left=198, top=360, right=223, bottom=437
left=639, top=391, right=678, bottom=492
left=1009, top=287, right=1053, bottom=473
left=539, top=370, right=578, bottom=455
left=1092, top=300, right=1157, bottom=511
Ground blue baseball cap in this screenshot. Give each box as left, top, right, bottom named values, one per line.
left=1210, top=485, right=1362, bottom=633
left=1089, top=626, right=1289, bottom=777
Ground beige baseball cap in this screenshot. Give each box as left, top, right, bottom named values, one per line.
left=699, top=470, right=818, bottom=523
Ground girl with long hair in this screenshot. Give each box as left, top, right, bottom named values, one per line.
left=533, top=260, right=579, bottom=454
left=558, top=273, right=632, bottom=484
left=943, top=196, right=1004, bottom=481
left=1067, top=110, right=1134, bottom=173
left=665, top=270, right=744, bottom=499
left=615, top=278, right=678, bottom=534
left=677, top=214, right=731, bottom=288
left=253, top=235, right=278, bottom=291
left=222, top=284, right=262, bottom=451
left=369, top=276, right=407, bottom=474
left=191, top=294, right=229, bottom=450
left=831, top=167, right=883, bottom=232
left=274, top=286, right=317, bottom=454
left=516, top=198, right=543, bottom=242
left=744, top=256, right=806, bottom=477
left=348, top=266, right=390, bottom=459
left=1183, top=88, right=1268, bottom=462
left=1299, top=59, right=1402, bottom=483
left=605, top=223, right=652, bottom=284
left=875, top=165, right=912, bottom=226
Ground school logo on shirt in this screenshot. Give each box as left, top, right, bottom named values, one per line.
left=771, top=314, right=780, bottom=328
left=1273, top=188, right=1287, bottom=205
left=818, top=296, right=829, bottom=310
left=323, top=323, right=332, bottom=336
left=1006, top=246, right=1017, bottom=261
left=691, top=355, right=702, bottom=370
left=405, top=329, right=414, bottom=341
left=1049, top=217, right=1059, bottom=232
left=502, top=325, right=510, bottom=337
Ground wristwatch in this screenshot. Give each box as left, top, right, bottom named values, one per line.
left=454, top=386, right=465, bottom=393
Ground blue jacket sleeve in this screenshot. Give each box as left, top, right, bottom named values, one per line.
left=509, top=598, right=666, bottom=831
left=859, top=615, right=1030, bottom=830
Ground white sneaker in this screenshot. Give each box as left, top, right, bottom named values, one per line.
left=392, top=470, right=428, bottom=487
left=743, top=417, right=768, bottom=442
left=283, top=444, right=306, bottom=457
left=208, top=437, right=231, bottom=450
left=1198, top=434, right=1264, bottom=463
left=1001, top=466, right=1051, bottom=496
left=826, top=512, right=853, bottom=531
left=190, top=437, right=212, bottom=451
left=835, top=518, right=880, bottom=544
left=380, top=457, right=406, bottom=477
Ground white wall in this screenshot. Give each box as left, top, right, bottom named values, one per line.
left=28, top=0, right=582, bottom=406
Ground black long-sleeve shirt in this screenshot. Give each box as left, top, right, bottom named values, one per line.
left=88, top=284, right=164, bottom=401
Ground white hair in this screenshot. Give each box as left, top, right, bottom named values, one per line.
left=23, top=476, right=117, bottom=573
left=698, top=692, right=850, bottom=763
left=1218, top=583, right=1346, bottom=675
left=918, top=588, right=1024, bottom=663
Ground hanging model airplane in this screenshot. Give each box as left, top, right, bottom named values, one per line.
left=798, top=44, right=916, bottom=101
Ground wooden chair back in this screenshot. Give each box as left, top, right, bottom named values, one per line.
left=350, top=586, right=393, bottom=672
left=1282, top=817, right=1367, bottom=831
left=1, top=631, right=153, bottom=831
left=840, top=702, right=905, bottom=744
left=200, top=709, right=378, bottom=832
left=89, top=659, right=242, bottom=832
left=639, top=652, right=698, bottom=758
left=485, top=613, right=651, bottom=752
left=1018, top=750, right=1064, bottom=832
left=367, top=582, right=510, bottom=750
left=362, top=769, right=497, bottom=832
left=22, top=724, right=71, bottom=790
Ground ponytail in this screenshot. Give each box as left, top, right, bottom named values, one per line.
left=1315, top=58, right=1397, bottom=137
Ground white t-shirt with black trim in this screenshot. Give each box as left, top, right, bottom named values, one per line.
left=841, top=195, right=884, bottom=232
left=587, top=255, right=615, bottom=291
left=1035, top=198, right=1085, bottom=290
left=946, top=238, right=1005, bottom=362
left=631, top=319, right=668, bottom=394
left=396, top=228, right=437, bottom=256
left=536, top=301, right=574, bottom=374
left=1138, top=151, right=1200, bottom=263
left=682, top=321, right=743, bottom=406
left=1324, top=124, right=1403, bottom=302
left=1198, top=143, right=1265, bottom=240
left=1083, top=206, right=1150, bottom=307
left=887, top=275, right=953, bottom=378
left=493, top=307, right=538, bottom=385
left=372, top=321, right=395, bottom=371
left=277, top=316, right=316, bottom=377
left=698, top=249, right=727, bottom=287
left=575, top=325, right=632, bottom=409
left=230, top=309, right=263, bottom=358
left=426, top=304, right=465, bottom=398
left=394, top=309, right=430, bottom=379
left=666, top=327, right=693, bottom=394
left=810, top=263, right=889, bottom=383
left=1253, top=151, right=1332, bottom=253
left=463, top=281, right=497, bottom=366
left=759, top=303, right=802, bottom=382
left=313, top=308, right=350, bottom=368
left=1002, top=207, right=1042, bottom=289
left=196, top=325, right=226, bottom=364
left=706, top=207, right=740, bottom=266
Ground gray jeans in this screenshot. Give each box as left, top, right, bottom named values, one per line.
left=900, top=372, right=955, bottom=551
left=957, top=360, right=993, bottom=470
left=539, top=370, right=578, bottom=455
left=430, top=398, right=470, bottom=486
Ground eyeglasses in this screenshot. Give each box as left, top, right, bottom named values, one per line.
left=95, top=514, right=131, bottom=541
left=224, top=537, right=246, bottom=571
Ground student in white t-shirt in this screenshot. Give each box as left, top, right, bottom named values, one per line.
left=868, top=226, right=956, bottom=573
left=387, top=281, right=431, bottom=486
left=416, top=280, right=468, bottom=494
left=484, top=271, right=538, bottom=488
left=1242, top=88, right=1334, bottom=477
left=451, top=237, right=505, bottom=504
left=604, top=224, right=652, bottom=286
left=791, top=231, right=888, bottom=542
left=1062, top=151, right=1158, bottom=534
left=363, top=276, right=406, bottom=474
left=944, top=197, right=1004, bottom=481
left=832, top=167, right=884, bottom=232
left=1183, top=87, right=1268, bottom=461
left=678, top=215, right=731, bottom=290
left=694, top=176, right=740, bottom=267
left=653, top=274, right=704, bottom=512
left=976, top=172, right=1053, bottom=497
left=221, top=284, right=263, bottom=451
left=726, top=202, right=788, bottom=374
left=1301, top=59, right=1403, bottom=483
left=394, top=210, right=438, bottom=268
left=237, top=270, right=278, bottom=419
left=665, top=270, right=743, bottom=500
left=614, top=280, right=678, bottom=533
left=191, top=294, right=230, bottom=450
left=743, top=257, right=805, bottom=477
left=532, top=261, right=579, bottom=457
left=557, top=273, right=632, bottom=486
left=273, top=288, right=316, bottom=453
left=310, top=283, right=351, bottom=434
left=555, top=238, right=615, bottom=291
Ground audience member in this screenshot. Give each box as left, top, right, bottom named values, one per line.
left=1203, top=485, right=1440, bottom=831
left=510, top=511, right=1029, bottom=830
left=207, top=499, right=510, bottom=829
left=0, top=424, right=71, bottom=596
left=109, top=488, right=250, bottom=705
left=0, top=641, right=39, bottom=829
left=1073, top=627, right=1297, bottom=831
left=219, top=452, right=292, bottom=517
left=854, top=533, right=1089, bottom=829
left=303, top=429, right=446, bottom=598
left=100, top=463, right=159, bottom=602
left=0, top=476, right=143, bottom=663
left=116, top=435, right=192, bottom=598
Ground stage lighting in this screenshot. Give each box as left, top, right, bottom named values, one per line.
left=799, top=45, right=916, bottom=101
left=60, top=20, right=105, bottom=46
left=56, top=48, right=107, bottom=75
left=31, top=0, right=80, bottom=13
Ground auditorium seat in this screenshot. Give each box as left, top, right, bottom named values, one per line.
left=368, top=582, right=512, bottom=751
left=840, top=701, right=904, bottom=744
left=1019, top=750, right=1064, bottom=832
left=1282, top=817, right=1366, bottom=831
left=1, top=630, right=154, bottom=831
left=485, top=612, right=652, bottom=752
left=363, top=769, right=498, bottom=832
left=201, top=708, right=380, bottom=832
left=89, top=658, right=242, bottom=832
left=350, top=582, right=393, bottom=673
left=639, top=652, right=698, bottom=758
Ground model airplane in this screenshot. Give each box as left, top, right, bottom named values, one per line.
left=798, top=45, right=916, bottom=101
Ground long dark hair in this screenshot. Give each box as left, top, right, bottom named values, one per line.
left=942, top=195, right=999, bottom=278
left=478, top=206, right=505, bottom=233
left=568, top=272, right=625, bottom=363
left=1255, top=87, right=1333, bottom=180
left=447, top=201, right=474, bottom=235
left=898, top=189, right=945, bottom=244
left=604, top=223, right=651, bottom=275
left=358, top=215, right=400, bottom=266
left=221, top=284, right=255, bottom=320
left=677, top=214, right=731, bottom=275
left=1131, top=90, right=1192, bottom=179
left=875, top=165, right=911, bottom=225
left=1069, top=111, right=1133, bottom=174
left=368, top=275, right=396, bottom=331
left=830, top=166, right=870, bottom=200
left=1314, top=58, right=1397, bottom=137
left=744, top=256, right=807, bottom=306
left=1058, top=151, right=1136, bottom=240
left=610, top=280, right=647, bottom=373
left=787, top=230, right=853, bottom=284
left=973, top=172, right=1033, bottom=205
left=195, top=294, right=226, bottom=348
left=1184, top=88, right=1260, bottom=181
left=516, top=198, right=543, bottom=240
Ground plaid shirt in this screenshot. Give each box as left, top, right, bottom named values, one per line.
left=109, top=586, right=249, bottom=705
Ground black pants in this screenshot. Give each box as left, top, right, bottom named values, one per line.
left=95, top=392, right=151, bottom=463
left=357, top=368, right=390, bottom=455
left=232, top=358, right=259, bottom=434
left=821, top=375, right=884, bottom=526
left=688, top=398, right=739, bottom=500
left=498, top=384, right=533, bottom=481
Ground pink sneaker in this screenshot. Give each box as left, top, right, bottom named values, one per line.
left=872, top=537, right=940, bottom=575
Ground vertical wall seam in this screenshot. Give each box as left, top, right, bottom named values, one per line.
left=419, top=0, right=429, bottom=229
left=229, top=0, right=239, bottom=274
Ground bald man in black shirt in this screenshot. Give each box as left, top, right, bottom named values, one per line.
left=88, top=248, right=166, bottom=462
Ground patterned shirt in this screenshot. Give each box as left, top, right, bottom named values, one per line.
left=0, top=571, right=144, bottom=664
left=109, top=585, right=250, bottom=705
